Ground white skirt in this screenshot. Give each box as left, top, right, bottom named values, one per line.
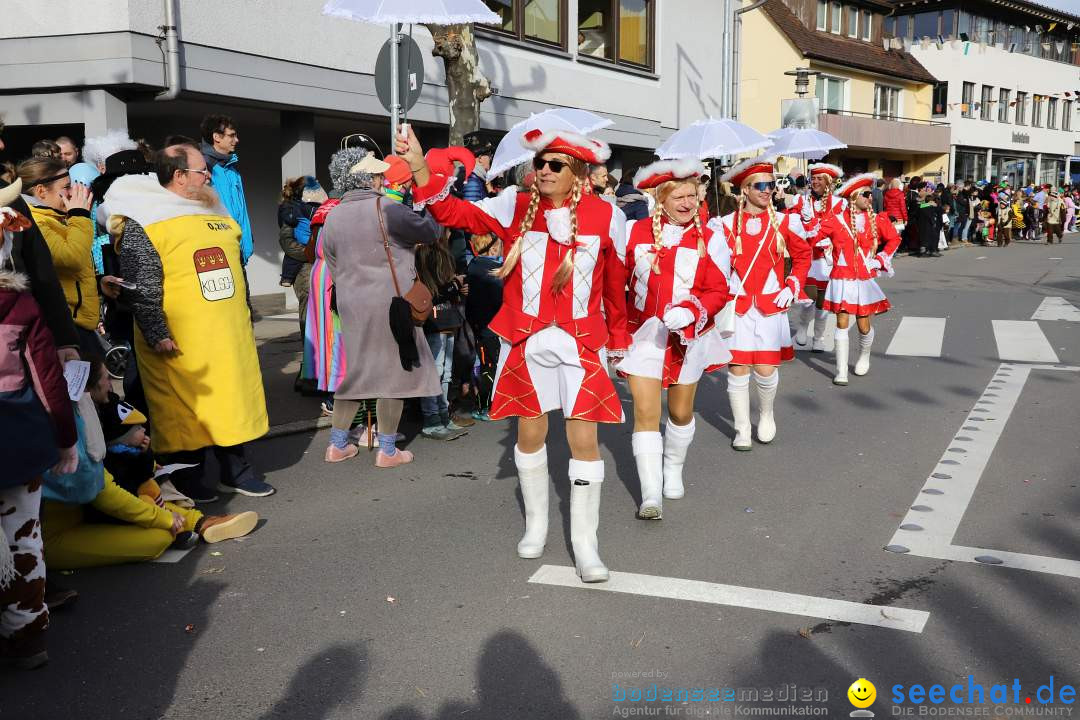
left=729, top=306, right=796, bottom=366
left=618, top=316, right=731, bottom=385
left=822, top=277, right=890, bottom=315
left=807, top=257, right=833, bottom=288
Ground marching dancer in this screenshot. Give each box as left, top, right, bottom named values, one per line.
left=788, top=163, right=846, bottom=351
left=816, top=174, right=901, bottom=385
left=618, top=159, right=731, bottom=520
left=396, top=124, right=629, bottom=583
left=714, top=157, right=812, bottom=451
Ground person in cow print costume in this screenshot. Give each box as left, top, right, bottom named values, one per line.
left=397, top=124, right=629, bottom=583
left=814, top=173, right=902, bottom=386
left=616, top=158, right=731, bottom=520
left=714, top=157, right=813, bottom=451
left=787, top=163, right=846, bottom=351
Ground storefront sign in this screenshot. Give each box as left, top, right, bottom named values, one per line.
left=1012, top=132, right=1030, bottom=144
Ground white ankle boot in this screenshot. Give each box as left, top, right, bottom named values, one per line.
left=754, top=372, right=779, bottom=443
left=811, top=308, right=829, bottom=352
left=662, top=418, right=695, bottom=499
left=728, top=374, right=752, bottom=451
left=833, top=330, right=850, bottom=386
left=853, top=327, right=875, bottom=376
left=515, top=445, right=549, bottom=559
left=633, top=432, right=663, bottom=519
left=569, top=459, right=608, bottom=582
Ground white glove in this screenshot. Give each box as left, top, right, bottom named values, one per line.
left=663, top=307, right=695, bottom=331
left=815, top=238, right=832, bottom=250
left=867, top=257, right=883, bottom=271
left=800, top=201, right=814, bottom=223
left=773, top=286, right=795, bottom=309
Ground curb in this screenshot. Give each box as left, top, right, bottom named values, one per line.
left=263, top=415, right=332, bottom=440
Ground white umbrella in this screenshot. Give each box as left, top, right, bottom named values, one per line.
left=322, top=0, right=501, bottom=147
left=323, top=0, right=500, bottom=24
left=765, top=127, right=847, bottom=161
left=654, top=118, right=773, bottom=160
left=488, top=108, right=614, bottom=179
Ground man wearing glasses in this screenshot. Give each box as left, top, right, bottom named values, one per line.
left=200, top=115, right=253, bottom=265
left=100, top=142, right=274, bottom=504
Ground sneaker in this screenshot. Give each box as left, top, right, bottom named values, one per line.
left=421, top=424, right=455, bottom=440
left=445, top=419, right=472, bottom=432
left=219, top=476, right=276, bottom=498
left=448, top=415, right=475, bottom=429
left=178, top=484, right=219, bottom=505
left=471, top=409, right=491, bottom=422
left=325, top=443, right=359, bottom=463
left=44, top=583, right=78, bottom=612
left=320, top=399, right=335, bottom=416
left=169, top=531, right=199, bottom=550
left=198, top=511, right=259, bottom=543
left=375, top=449, right=414, bottom=468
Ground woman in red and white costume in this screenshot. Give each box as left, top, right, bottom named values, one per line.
left=788, top=163, right=846, bottom=352
left=396, top=124, right=629, bottom=583
left=816, top=173, right=901, bottom=385
left=618, top=159, right=731, bottom=520
left=714, top=157, right=812, bottom=450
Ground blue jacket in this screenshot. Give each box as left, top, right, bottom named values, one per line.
left=201, top=142, right=253, bottom=264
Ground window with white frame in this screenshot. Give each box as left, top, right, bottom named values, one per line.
left=848, top=6, right=858, bottom=37
left=816, top=75, right=846, bottom=112
left=962, top=82, right=975, bottom=118
left=1033, top=95, right=1043, bottom=127
left=1015, top=91, right=1028, bottom=125
left=1064, top=101, right=1073, bottom=131
left=861, top=11, right=872, bottom=40
left=1048, top=97, right=1058, bottom=129
left=830, top=1, right=841, bottom=33
left=816, top=0, right=827, bottom=30
left=998, top=89, right=1010, bottom=122
left=980, top=85, right=993, bottom=120
left=874, top=84, right=900, bottom=119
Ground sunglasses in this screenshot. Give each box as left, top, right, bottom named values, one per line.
left=533, top=157, right=570, bottom=174
left=858, top=191, right=873, bottom=198
left=748, top=181, right=776, bottom=192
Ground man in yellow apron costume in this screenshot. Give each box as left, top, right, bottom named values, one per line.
left=99, top=143, right=273, bottom=502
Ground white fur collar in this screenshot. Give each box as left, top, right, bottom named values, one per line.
left=99, top=174, right=228, bottom=229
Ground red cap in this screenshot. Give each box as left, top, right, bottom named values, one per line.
left=807, top=163, right=842, bottom=179
left=522, top=129, right=611, bottom=166
left=835, top=173, right=876, bottom=199
left=720, top=156, right=776, bottom=187
left=633, top=158, right=707, bottom=190
left=383, top=156, right=413, bottom=186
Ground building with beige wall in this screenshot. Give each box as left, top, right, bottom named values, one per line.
left=739, top=0, right=950, bottom=181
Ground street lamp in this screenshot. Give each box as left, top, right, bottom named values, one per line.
left=785, top=67, right=820, bottom=97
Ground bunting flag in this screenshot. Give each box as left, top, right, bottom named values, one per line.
left=959, top=32, right=970, bottom=41
left=964, top=42, right=971, bottom=55
left=1049, top=22, right=1058, bottom=32
left=882, top=36, right=890, bottom=50
left=1057, top=41, right=1065, bottom=53
left=1008, top=42, right=1017, bottom=52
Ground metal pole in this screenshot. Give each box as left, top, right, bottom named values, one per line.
left=721, top=0, right=731, bottom=119
left=390, top=22, right=401, bottom=153
left=733, top=0, right=768, bottom=121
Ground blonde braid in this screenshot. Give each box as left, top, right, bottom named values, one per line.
left=692, top=211, right=705, bottom=258
left=550, top=178, right=583, bottom=292
left=868, top=208, right=880, bottom=255
left=766, top=202, right=786, bottom=257
left=649, top=202, right=664, bottom=273
left=495, top=182, right=541, bottom=280
left=734, top=194, right=745, bottom=255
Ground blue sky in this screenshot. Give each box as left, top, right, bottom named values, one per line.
left=1042, top=0, right=1080, bottom=15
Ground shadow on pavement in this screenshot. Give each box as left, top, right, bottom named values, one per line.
left=256, top=642, right=368, bottom=720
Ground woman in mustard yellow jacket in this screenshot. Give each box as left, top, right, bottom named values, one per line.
left=17, top=156, right=99, bottom=351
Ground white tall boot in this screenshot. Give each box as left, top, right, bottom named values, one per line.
left=662, top=418, right=695, bottom=499
left=794, top=303, right=813, bottom=346
left=754, top=371, right=779, bottom=443
left=633, top=431, right=663, bottom=520
left=569, top=459, right=608, bottom=583
left=854, top=327, right=875, bottom=376
left=811, top=308, right=829, bottom=352
left=515, top=445, right=549, bottom=559
left=727, top=372, right=752, bottom=451
left=833, top=327, right=850, bottom=386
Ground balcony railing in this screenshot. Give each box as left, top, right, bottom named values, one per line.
left=820, top=108, right=950, bottom=127
left=818, top=110, right=951, bottom=154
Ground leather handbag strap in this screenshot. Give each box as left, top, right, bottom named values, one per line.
left=376, top=196, right=404, bottom=297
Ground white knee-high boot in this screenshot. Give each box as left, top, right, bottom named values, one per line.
left=833, top=327, right=850, bottom=386
left=754, top=371, right=779, bottom=443
left=569, top=459, right=608, bottom=583
left=727, top=372, right=752, bottom=451
left=794, top=303, right=814, bottom=346
left=811, top=308, right=829, bottom=352
left=515, top=445, right=549, bottom=559
left=854, top=326, right=875, bottom=376
left=662, top=418, right=695, bottom=499
left=633, top=431, right=663, bottom=520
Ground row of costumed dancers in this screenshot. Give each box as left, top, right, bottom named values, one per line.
left=394, top=125, right=900, bottom=583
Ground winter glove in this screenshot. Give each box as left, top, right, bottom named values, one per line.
left=800, top=200, right=815, bottom=223
left=662, top=307, right=695, bottom=331
left=867, top=257, right=883, bottom=271
left=773, top=286, right=795, bottom=309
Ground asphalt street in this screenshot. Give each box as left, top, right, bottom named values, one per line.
left=7, top=238, right=1080, bottom=720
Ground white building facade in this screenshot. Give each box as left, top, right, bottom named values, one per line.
left=0, top=0, right=725, bottom=306
left=891, top=0, right=1080, bottom=186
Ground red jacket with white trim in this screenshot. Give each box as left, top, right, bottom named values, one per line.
left=716, top=210, right=812, bottom=316
left=818, top=210, right=902, bottom=281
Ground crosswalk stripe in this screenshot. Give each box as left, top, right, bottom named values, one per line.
left=992, top=320, right=1059, bottom=363
left=885, top=316, right=946, bottom=357
left=1031, top=296, right=1080, bottom=322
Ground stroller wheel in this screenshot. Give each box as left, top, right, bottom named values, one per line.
left=105, top=344, right=131, bottom=379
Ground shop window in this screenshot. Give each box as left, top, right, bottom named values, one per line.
left=816, top=0, right=827, bottom=31
left=932, top=82, right=948, bottom=117
left=874, top=84, right=900, bottom=120
left=1015, top=92, right=1027, bottom=125
left=998, top=89, right=1010, bottom=123
left=816, top=75, right=846, bottom=112
left=962, top=82, right=975, bottom=118
left=482, top=0, right=566, bottom=48
left=577, top=0, right=653, bottom=69
left=980, top=85, right=993, bottom=121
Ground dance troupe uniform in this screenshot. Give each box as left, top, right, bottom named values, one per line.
left=411, top=129, right=629, bottom=582
left=815, top=173, right=901, bottom=385
left=617, top=159, right=732, bottom=517
left=788, top=163, right=846, bottom=351
left=714, top=158, right=812, bottom=450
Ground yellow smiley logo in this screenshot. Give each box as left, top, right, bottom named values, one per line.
left=848, top=678, right=877, bottom=708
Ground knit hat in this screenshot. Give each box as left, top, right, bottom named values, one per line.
left=383, top=156, right=413, bottom=186
left=300, top=176, right=328, bottom=204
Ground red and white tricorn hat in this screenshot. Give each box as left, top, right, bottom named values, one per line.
left=719, top=156, right=776, bottom=187
left=522, top=129, right=611, bottom=166
left=835, top=173, right=877, bottom=199
left=632, top=158, right=708, bottom=190
left=807, top=162, right=842, bottom=179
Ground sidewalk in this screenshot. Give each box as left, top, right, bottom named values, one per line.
left=254, top=311, right=329, bottom=437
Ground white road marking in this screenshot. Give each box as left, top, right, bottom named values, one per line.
left=992, top=320, right=1059, bottom=363
left=1031, top=296, right=1080, bottom=322
left=885, top=316, right=946, bottom=357
left=528, top=565, right=929, bottom=633
left=887, top=363, right=1080, bottom=578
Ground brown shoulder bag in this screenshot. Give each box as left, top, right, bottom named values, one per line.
left=377, top=196, right=433, bottom=326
